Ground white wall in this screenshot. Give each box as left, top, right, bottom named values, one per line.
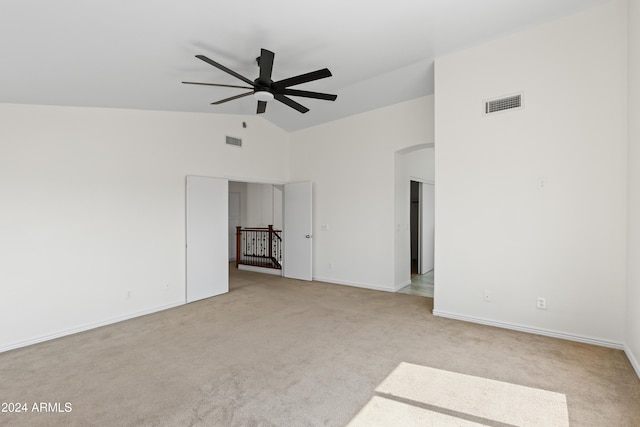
left=229, top=181, right=284, bottom=230
left=394, top=146, right=435, bottom=288
left=626, top=0, right=640, bottom=375
left=273, top=185, right=283, bottom=230
left=246, top=183, right=268, bottom=226
left=0, top=104, right=289, bottom=351
left=407, top=148, right=435, bottom=183
left=290, top=96, right=434, bottom=291
left=228, top=181, right=247, bottom=260
left=246, top=183, right=283, bottom=228
left=433, top=0, right=628, bottom=346
left=229, top=181, right=248, bottom=223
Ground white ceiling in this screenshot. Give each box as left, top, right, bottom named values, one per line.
left=1, top=0, right=608, bottom=132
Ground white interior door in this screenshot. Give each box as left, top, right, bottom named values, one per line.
left=420, top=182, right=435, bottom=273
left=283, top=181, right=313, bottom=281
left=186, top=175, right=229, bottom=303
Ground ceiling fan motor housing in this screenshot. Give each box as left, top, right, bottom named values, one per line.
left=254, top=91, right=274, bottom=102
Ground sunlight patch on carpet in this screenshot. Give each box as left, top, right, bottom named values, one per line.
left=348, top=362, right=569, bottom=427
left=348, top=396, right=487, bottom=426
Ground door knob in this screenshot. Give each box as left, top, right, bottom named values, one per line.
left=305, top=235, right=311, bottom=238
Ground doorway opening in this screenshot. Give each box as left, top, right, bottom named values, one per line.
left=228, top=181, right=283, bottom=275
left=187, top=177, right=313, bottom=303
left=399, top=179, right=435, bottom=298
left=411, top=181, right=420, bottom=275
left=394, top=143, right=435, bottom=298
left=227, top=180, right=313, bottom=281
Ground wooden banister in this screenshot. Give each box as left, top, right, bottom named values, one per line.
left=235, top=226, right=242, bottom=268
left=235, top=225, right=282, bottom=270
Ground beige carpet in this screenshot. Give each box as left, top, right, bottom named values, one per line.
left=0, top=267, right=639, bottom=426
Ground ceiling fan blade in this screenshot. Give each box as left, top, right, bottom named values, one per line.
left=257, top=101, right=267, bottom=114
left=182, top=81, right=253, bottom=90
left=272, top=68, right=332, bottom=89
left=274, top=94, right=309, bottom=114
left=258, top=49, right=275, bottom=84
left=281, top=88, right=337, bottom=101
left=211, top=91, right=254, bottom=105
left=196, top=55, right=255, bottom=86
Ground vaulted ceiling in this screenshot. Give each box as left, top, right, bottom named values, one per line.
left=1, top=0, right=608, bottom=132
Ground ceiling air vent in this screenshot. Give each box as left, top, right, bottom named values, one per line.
left=225, top=136, right=242, bottom=147
left=485, top=93, right=522, bottom=115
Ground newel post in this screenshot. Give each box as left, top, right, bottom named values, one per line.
left=235, top=226, right=242, bottom=268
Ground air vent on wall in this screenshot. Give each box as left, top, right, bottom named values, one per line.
left=484, top=93, right=522, bottom=114
left=225, top=136, right=242, bottom=147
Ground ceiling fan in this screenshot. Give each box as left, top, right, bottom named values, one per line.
left=182, top=48, right=337, bottom=114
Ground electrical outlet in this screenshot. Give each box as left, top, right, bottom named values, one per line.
left=537, top=176, right=548, bottom=190
left=537, top=297, right=547, bottom=310
left=483, top=290, right=491, bottom=302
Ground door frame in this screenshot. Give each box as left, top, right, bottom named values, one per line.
left=418, top=179, right=435, bottom=274
left=188, top=175, right=312, bottom=292
left=228, top=191, right=241, bottom=262
left=410, top=177, right=435, bottom=275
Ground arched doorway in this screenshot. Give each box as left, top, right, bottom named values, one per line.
left=394, top=144, right=435, bottom=297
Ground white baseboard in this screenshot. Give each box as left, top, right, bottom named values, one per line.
left=313, top=276, right=395, bottom=293
left=238, top=264, right=283, bottom=276
left=0, top=300, right=185, bottom=354
left=624, top=344, right=640, bottom=380
left=432, top=309, right=625, bottom=350
left=394, top=279, right=412, bottom=291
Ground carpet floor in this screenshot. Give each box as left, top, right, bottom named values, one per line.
left=0, top=268, right=639, bottom=426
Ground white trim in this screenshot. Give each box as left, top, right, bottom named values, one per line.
left=394, top=279, right=412, bottom=291
left=0, top=300, right=184, bottom=354
left=238, top=264, right=283, bottom=276
left=409, top=176, right=435, bottom=185
left=624, top=345, right=640, bottom=380
left=432, top=310, right=625, bottom=350
left=313, top=276, right=395, bottom=293
left=225, top=175, right=287, bottom=185
left=395, top=143, right=434, bottom=155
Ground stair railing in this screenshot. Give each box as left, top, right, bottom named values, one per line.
left=235, top=225, right=282, bottom=269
